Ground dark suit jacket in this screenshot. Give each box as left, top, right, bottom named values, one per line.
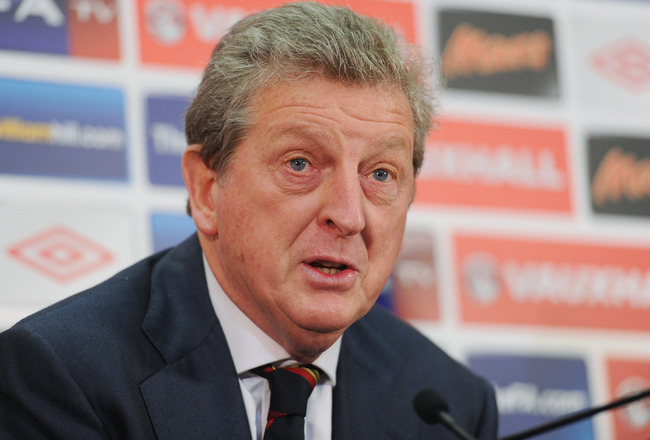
left=0, top=235, right=497, bottom=439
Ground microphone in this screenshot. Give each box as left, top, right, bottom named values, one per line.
left=413, top=388, right=478, bottom=440
left=499, top=387, right=650, bottom=440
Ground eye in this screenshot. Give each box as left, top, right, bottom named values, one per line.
left=289, top=158, right=308, bottom=171
left=372, top=168, right=390, bottom=182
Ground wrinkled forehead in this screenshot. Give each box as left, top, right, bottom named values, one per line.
left=245, top=74, right=412, bottom=127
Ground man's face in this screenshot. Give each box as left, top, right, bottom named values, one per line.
left=209, top=77, right=415, bottom=360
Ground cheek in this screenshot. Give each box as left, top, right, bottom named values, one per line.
left=216, top=184, right=308, bottom=266
left=360, top=176, right=400, bottom=205
left=366, top=213, right=407, bottom=273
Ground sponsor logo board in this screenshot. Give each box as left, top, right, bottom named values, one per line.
left=468, top=354, right=594, bottom=440
left=378, top=227, right=439, bottom=320
left=8, top=225, right=113, bottom=283
left=151, top=212, right=196, bottom=252
left=0, top=203, right=136, bottom=326
left=415, top=118, right=572, bottom=213
left=0, top=78, right=128, bottom=180
left=0, top=0, right=120, bottom=59
left=437, top=9, right=559, bottom=97
left=591, top=36, right=650, bottom=94
left=456, top=233, right=650, bottom=332
left=146, top=94, right=191, bottom=186
left=607, top=358, right=650, bottom=439
left=574, top=19, right=650, bottom=110
left=138, top=0, right=416, bottom=68
left=588, top=135, right=650, bottom=218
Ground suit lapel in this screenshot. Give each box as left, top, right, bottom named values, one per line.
left=140, top=327, right=250, bottom=440
left=139, top=236, right=251, bottom=440
left=332, top=307, right=422, bottom=440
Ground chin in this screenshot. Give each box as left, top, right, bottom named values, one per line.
left=296, top=304, right=368, bottom=334
left=285, top=325, right=343, bottom=362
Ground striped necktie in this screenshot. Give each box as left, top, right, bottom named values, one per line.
left=253, top=364, right=321, bottom=440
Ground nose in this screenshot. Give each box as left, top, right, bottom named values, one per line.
left=319, top=169, right=366, bottom=236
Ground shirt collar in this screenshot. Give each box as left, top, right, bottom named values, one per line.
left=203, top=255, right=340, bottom=385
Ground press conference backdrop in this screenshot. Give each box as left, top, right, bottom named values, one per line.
left=1, top=0, right=649, bottom=438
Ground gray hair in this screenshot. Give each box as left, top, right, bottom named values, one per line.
left=185, top=1, right=435, bottom=180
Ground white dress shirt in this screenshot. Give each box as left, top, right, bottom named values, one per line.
left=203, top=256, right=341, bottom=440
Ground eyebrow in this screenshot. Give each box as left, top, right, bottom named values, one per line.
left=268, top=123, right=412, bottom=153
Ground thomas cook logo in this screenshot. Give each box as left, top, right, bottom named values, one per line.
left=7, top=226, right=113, bottom=282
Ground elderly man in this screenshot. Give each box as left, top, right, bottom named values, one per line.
left=0, top=2, right=497, bottom=439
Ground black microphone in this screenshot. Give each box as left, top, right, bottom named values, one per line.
left=413, top=388, right=478, bottom=440
left=499, top=387, right=650, bottom=440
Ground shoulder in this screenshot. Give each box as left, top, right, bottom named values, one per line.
left=344, top=305, right=497, bottom=433
left=346, top=305, right=452, bottom=367
left=11, top=248, right=167, bottom=338
left=0, top=233, right=204, bottom=364
left=0, top=250, right=170, bottom=376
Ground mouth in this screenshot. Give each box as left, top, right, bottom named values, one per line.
left=308, top=260, right=348, bottom=275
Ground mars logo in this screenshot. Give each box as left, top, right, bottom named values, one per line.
left=588, top=135, right=650, bottom=218
left=438, top=9, right=558, bottom=97
left=591, top=37, right=650, bottom=93
left=456, top=234, right=650, bottom=332
left=7, top=226, right=113, bottom=282
left=442, top=24, right=552, bottom=79
left=0, top=0, right=120, bottom=59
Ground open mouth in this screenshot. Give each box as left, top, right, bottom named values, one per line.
left=309, top=260, right=348, bottom=275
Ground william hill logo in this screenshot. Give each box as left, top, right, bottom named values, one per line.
left=588, top=136, right=650, bottom=218
left=438, top=9, right=559, bottom=97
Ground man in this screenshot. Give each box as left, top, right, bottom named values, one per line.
left=0, top=2, right=497, bottom=439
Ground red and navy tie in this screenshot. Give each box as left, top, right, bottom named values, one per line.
left=253, top=364, right=321, bottom=440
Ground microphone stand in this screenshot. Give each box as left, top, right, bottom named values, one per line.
left=499, top=388, right=650, bottom=440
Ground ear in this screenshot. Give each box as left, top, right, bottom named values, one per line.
left=182, top=144, right=219, bottom=236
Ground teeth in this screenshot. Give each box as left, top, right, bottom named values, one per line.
left=316, top=260, right=339, bottom=268
left=317, top=266, right=343, bottom=275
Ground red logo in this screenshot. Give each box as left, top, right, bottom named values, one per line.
left=607, top=358, right=650, bottom=439
left=592, top=147, right=650, bottom=207
left=441, top=23, right=553, bottom=79
left=415, top=118, right=572, bottom=213
left=7, top=226, right=113, bottom=282
left=391, top=228, right=438, bottom=320
left=456, top=233, right=650, bottom=332
left=138, top=0, right=417, bottom=68
left=68, top=0, right=120, bottom=59
left=591, top=37, right=650, bottom=93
